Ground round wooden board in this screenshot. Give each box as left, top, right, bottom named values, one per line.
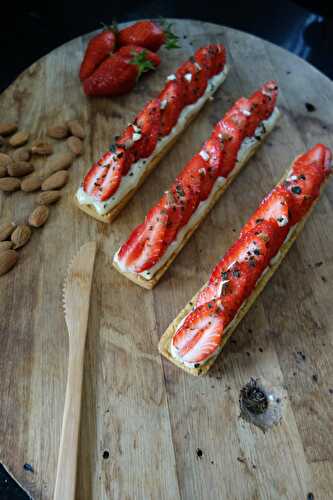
left=1, top=19, right=333, bottom=500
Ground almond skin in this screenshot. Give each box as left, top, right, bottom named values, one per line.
left=0, top=153, right=12, bottom=168
left=0, top=123, right=18, bottom=136
left=47, top=125, right=69, bottom=139
left=21, top=175, right=43, bottom=192
left=11, top=224, right=32, bottom=249
left=41, top=170, right=68, bottom=191
left=31, top=140, right=53, bottom=156
left=66, top=136, right=83, bottom=156
left=0, top=241, right=13, bottom=251
left=36, top=190, right=61, bottom=205
left=0, top=166, right=7, bottom=178
left=7, top=161, right=34, bottom=177
left=9, top=131, right=30, bottom=147
left=12, top=147, right=31, bottom=162
left=0, top=177, right=21, bottom=192
left=28, top=205, right=49, bottom=228
left=67, top=120, right=85, bottom=139
left=0, top=249, right=18, bottom=276
left=0, top=222, right=16, bottom=241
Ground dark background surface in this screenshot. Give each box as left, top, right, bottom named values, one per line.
left=0, top=0, right=332, bottom=94
left=0, top=0, right=332, bottom=498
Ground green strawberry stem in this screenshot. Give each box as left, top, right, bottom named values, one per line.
left=100, top=20, right=118, bottom=33
left=158, top=18, right=180, bottom=49
left=130, top=50, right=156, bottom=80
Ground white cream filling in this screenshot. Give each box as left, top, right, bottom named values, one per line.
left=114, top=106, right=280, bottom=280
left=76, top=66, right=230, bottom=215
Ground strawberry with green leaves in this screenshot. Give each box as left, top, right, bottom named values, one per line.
left=118, top=19, right=179, bottom=52
left=83, top=46, right=160, bottom=97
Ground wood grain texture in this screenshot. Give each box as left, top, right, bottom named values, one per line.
left=0, top=19, right=333, bottom=500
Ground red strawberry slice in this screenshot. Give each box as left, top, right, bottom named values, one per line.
left=171, top=299, right=226, bottom=365
left=117, top=98, right=160, bottom=162
left=173, top=160, right=203, bottom=226
left=176, top=61, right=208, bottom=105
left=160, top=190, right=184, bottom=246
left=213, top=108, right=247, bottom=177
left=248, top=80, right=278, bottom=122
left=82, top=148, right=126, bottom=201
left=159, top=80, right=184, bottom=136
left=242, top=186, right=291, bottom=234
left=197, top=220, right=283, bottom=311
left=194, top=44, right=226, bottom=78
left=118, top=202, right=168, bottom=272
left=284, top=144, right=331, bottom=223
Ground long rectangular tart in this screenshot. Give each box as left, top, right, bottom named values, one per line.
left=158, top=144, right=332, bottom=375
left=113, top=81, right=280, bottom=288
left=75, top=45, right=229, bottom=223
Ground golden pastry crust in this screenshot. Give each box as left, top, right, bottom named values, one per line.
left=114, top=109, right=280, bottom=288
left=158, top=167, right=330, bottom=376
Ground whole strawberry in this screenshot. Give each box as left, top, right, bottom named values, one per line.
left=79, top=25, right=116, bottom=81
left=118, top=20, right=179, bottom=52
left=83, top=47, right=160, bottom=97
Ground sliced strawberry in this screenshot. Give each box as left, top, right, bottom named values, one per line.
left=82, top=148, right=125, bottom=201
left=160, top=190, right=183, bottom=246
left=171, top=299, right=226, bottom=365
left=158, top=80, right=184, bottom=136
left=197, top=221, right=283, bottom=313
left=173, top=159, right=203, bottom=226
left=242, top=186, right=292, bottom=235
left=117, top=98, right=160, bottom=162
left=176, top=61, right=208, bottom=105
left=194, top=44, right=226, bottom=78
left=118, top=202, right=168, bottom=272
left=213, top=108, right=247, bottom=176
left=248, top=80, right=278, bottom=121
left=284, top=144, right=331, bottom=223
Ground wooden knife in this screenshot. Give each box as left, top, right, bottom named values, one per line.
left=54, top=241, right=97, bottom=500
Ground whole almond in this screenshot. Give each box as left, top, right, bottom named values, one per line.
left=67, top=120, right=85, bottom=139
left=12, top=147, right=31, bottom=161
left=0, top=153, right=12, bottom=168
left=36, top=190, right=62, bottom=205
left=0, top=166, right=7, bottom=178
left=0, top=123, right=18, bottom=136
left=0, top=222, right=16, bottom=241
left=0, top=249, right=18, bottom=276
left=47, top=125, right=69, bottom=139
left=21, top=174, right=42, bottom=192
left=0, top=177, right=21, bottom=192
left=7, top=161, right=34, bottom=177
left=9, top=131, right=30, bottom=147
left=0, top=241, right=13, bottom=251
left=31, top=140, right=53, bottom=156
left=41, top=170, right=68, bottom=191
left=11, top=224, right=32, bottom=249
left=66, top=136, right=83, bottom=156
left=29, top=205, right=49, bottom=227
left=43, top=152, right=74, bottom=177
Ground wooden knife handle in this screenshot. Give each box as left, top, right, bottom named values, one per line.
left=53, top=345, right=85, bottom=500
